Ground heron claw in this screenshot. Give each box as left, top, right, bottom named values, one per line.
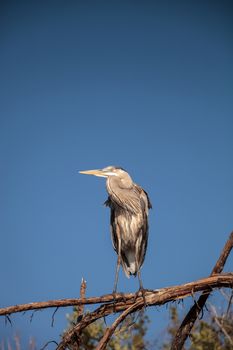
left=112, top=291, right=117, bottom=313
left=119, top=292, right=127, bottom=303
left=134, top=288, right=147, bottom=307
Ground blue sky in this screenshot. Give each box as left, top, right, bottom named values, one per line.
left=1, top=0, right=233, bottom=347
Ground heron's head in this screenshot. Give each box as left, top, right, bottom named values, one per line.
left=79, top=166, right=127, bottom=178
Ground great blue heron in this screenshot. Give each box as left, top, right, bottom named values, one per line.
left=79, top=166, right=152, bottom=295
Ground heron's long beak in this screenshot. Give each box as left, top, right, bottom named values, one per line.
left=79, top=169, right=107, bottom=178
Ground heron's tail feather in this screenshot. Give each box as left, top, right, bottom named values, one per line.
left=121, top=251, right=137, bottom=277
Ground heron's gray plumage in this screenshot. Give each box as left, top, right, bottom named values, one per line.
left=105, top=174, right=152, bottom=277
left=79, top=165, right=152, bottom=291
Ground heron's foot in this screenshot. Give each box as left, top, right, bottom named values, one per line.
left=141, top=288, right=147, bottom=307
left=112, top=291, right=127, bottom=313
left=118, top=291, right=127, bottom=303
left=112, top=291, right=118, bottom=313
left=134, top=288, right=147, bottom=307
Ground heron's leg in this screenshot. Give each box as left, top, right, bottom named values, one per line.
left=112, top=234, right=122, bottom=314
left=113, top=254, right=121, bottom=295
left=113, top=228, right=121, bottom=295
left=137, top=269, right=144, bottom=291
left=136, top=264, right=147, bottom=306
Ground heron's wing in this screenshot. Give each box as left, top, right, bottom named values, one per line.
left=132, top=186, right=150, bottom=269
left=104, top=197, right=111, bottom=207
left=135, top=184, right=152, bottom=212
left=107, top=184, right=149, bottom=214
left=142, top=189, right=152, bottom=209
left=104, top=197, right=119, bottom=252
left=138, top=200, right=149, bottom=269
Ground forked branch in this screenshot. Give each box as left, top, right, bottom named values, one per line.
left=0, top=232, right=232, bottom=350
left=58, top=273, right=233, bottom=350
left=171, top=231, right=233, bottom=350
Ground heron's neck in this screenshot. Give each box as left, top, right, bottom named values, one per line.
left=107, top=174, right=133, bottom=191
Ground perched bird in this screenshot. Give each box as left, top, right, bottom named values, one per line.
left=79, top=166, right=152, bottom=294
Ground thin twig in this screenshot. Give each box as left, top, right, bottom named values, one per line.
left=30, top=310, right=39, bottom=323
left=209, top=303, right=233, bottom=345
left=226, top=289, right=233, bottom=316
left=76, top=277, right=87, bottom=321
left=5, top=315, right=12, bottom=326
left=40, top=340, right=58, bottom=350
left=51, top=307, right=59, bottom=327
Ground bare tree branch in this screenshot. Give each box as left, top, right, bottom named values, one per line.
left=58, top=273, right=233, bottom=350
left=0, top=232, right=232, bottom=350
left=171, top=231, right=233, bottom=350
left=96, top=301, right=141, bottom=350
left=0, top=274, right=232, bottom=319
left=0, top=293, right=130, bottom=317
